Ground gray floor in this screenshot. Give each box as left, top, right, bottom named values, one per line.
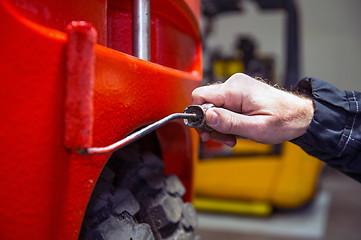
left=195, top=166, right=361, bottom=240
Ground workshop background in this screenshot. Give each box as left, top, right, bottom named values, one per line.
left=195, top=0, right=361, bottom=239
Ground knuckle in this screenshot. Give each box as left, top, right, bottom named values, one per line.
left=227, top=74, right=241, bottom=85
left=226, top=73, right=254, bottom=89
left=229, top=73, right=244, bottom=79
left=191, top=87, right=207, bottom=103
left=191, top=87, right=202, bottom=98
left=228, top=73, right=248, bottom=82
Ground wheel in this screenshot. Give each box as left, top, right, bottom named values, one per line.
left=79, top=143, right=199, bottom=240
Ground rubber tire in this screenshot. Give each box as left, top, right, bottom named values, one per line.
left=79, top=144, right=199, bottom=240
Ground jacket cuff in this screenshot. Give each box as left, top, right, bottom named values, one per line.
left=290, top=77, right=351, bottom=161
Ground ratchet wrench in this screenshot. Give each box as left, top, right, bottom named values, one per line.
left=79, top=104, right=214, bottom=155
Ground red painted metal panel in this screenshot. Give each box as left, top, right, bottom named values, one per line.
left=9, top=0, right=108, bottom=45
left=0, top=0, right=201, bottom=239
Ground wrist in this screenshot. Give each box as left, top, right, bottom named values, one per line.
left=292, top=95, right=315, bottom=139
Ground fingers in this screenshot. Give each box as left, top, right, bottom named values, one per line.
left=197, top=129, right=211, bottom=142
left=191, top=73, right=253, bottom=111
left=209, top=131, right=237, bottom=147
left=198, top=128, right=237, bottom=148
left=205, top=107, right=258, bottom=139
left=196, top=107, right=257, bottom=148
left=191, top=84, right=226, bottom=106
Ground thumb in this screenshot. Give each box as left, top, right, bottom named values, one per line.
left=205, top=108, right=256, bottom=138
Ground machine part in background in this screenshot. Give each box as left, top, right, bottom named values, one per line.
left=202, top=0, right=242, bottom=18
left=253, top=0, right=300, bottom=90
left=236, top=36, right=275, bottom=80
left=208, top=36, right=275, bottom=84
left=195, top=141, right=323, bottom=213
left=201, top=0, right=242, bottom=43
left=194, top=197, right=272, bottom=216
left=201, top=0, right=299, bottom=89
left=80, top=143, right=198, bottom=240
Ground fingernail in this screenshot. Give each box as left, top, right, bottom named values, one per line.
left=200, top=132, right=210, bottom=142
left=207, top=110, right=219, bottom=127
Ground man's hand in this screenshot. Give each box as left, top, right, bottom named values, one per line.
left=192, top=73, right=314, bottom=147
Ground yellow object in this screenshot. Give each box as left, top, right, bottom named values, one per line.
left=195, top=140, right=323, bottom=214
left=214, top=59, right=244, bottom=81
left=232, top=139, right=274, bottom=154
left=194, top=197, right=272, bottom=216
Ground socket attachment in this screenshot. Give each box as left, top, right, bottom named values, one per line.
left=183, top=104, right=214, bottom=131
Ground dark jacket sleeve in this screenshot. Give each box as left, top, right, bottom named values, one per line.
left=290, top=77, right=361, bottom=182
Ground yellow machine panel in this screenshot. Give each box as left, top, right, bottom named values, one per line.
left=195, top=140, right=323, bottom=215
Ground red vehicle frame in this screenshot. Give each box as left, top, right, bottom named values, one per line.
left=0, top=0, right=201, bottom=239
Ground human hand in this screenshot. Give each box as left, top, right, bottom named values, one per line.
left=192, top=73, right=314, bottom=147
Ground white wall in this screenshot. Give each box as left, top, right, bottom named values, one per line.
left=205, top=0, right=361, bottom=90
left=299, top=0, right=361, bottom=90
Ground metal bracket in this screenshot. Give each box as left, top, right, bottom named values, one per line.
left=64, top=21, right=97, bottom=151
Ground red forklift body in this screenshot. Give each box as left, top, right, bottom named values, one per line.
left=0, top=0, right=201, bottom=239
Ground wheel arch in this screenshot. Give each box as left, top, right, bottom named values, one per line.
left=156, top=120, right=199, bottom=202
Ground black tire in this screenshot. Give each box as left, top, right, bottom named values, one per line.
left=79, top=143, right=199, bottom=240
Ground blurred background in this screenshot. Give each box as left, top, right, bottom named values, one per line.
left=194, top=0, right=361, bottom=239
